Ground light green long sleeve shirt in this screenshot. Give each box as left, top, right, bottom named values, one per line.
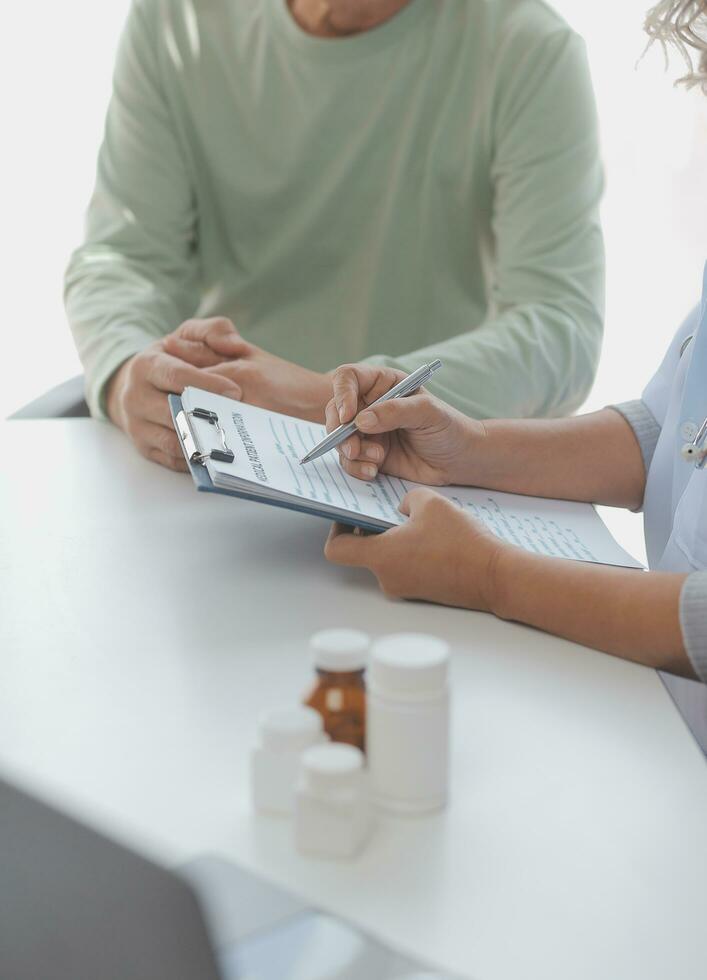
left=65, top=0, right=604, bottom=420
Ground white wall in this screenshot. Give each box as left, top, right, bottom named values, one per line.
left=558, top=1, right=707, bottom=414
left=1, top=1, right=706, bottom=419
left=1, top=1, right=130, bottom=418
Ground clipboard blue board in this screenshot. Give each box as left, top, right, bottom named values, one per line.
left=169, top=394, right=387, bottom=534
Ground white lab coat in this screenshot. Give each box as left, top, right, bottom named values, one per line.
left=643, top=265, right=707, bottom=573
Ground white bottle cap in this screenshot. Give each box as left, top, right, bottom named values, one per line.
left=310, top=629, right=370, bottom=672
left=369, top=633, right=449, bottom=697
left=301, top=743, right=364, bottom=794
left=259, top=707, right=323, bottom=753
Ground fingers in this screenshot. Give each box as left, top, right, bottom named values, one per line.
left=355, top=390, right=438, bottom=436
left=340, top=459, right=379, bottom=481
left=164, top=317, right=252, bottom=363
left=399, top=486, right=444, bottom=518
left=357, top=439, right=385, bottom=464
left=331, top=364, right=406, bottom=424
left=325, top=397, right=363, bottom=466
left=189, top=317, right=251, bottom=357
left=331, top=366, right=362, bottom=424
left=132, top=420, right=188, bottom=472
left=147, top=448, right=189, bottom=473
left=337, top=438, right=385, bottom=481
left=127, top=383, right=196, bottom=429
left=114, top=345, right=238, bottom=469
left=337, top=436, right=363, bottom=464
left=327, top=391, right=385, bottom=478
left=162, top=336, right=228, bottom=368
left=170, top=316, right=243, bottom=345
left=147, top=351, right=242, bottom=400
left=325, top=398, right=343, bottom=434
left=324, top=522, right=380, bottom=567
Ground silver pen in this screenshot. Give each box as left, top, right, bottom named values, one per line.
left=300, top=359, right=443, bottom=466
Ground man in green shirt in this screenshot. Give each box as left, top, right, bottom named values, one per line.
left=65, top=0, right=604, bottom=472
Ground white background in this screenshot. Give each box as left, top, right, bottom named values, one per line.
left=1, top=0, right=706, bottom=421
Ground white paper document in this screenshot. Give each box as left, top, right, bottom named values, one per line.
left=179, top=388, right=642, bottom=569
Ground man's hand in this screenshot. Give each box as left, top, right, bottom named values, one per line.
left=163, top=317, right=333, bottom=422
left=325, top=488, right=509, bottom=611
left=106, top=338, right=242, bottom=471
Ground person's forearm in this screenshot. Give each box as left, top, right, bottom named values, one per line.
left=450, top=408, right=646, bottom=509
left=490, top=548, right=695, bottom=679
left=365, top=297, right=601, bottom=422
left=64, top=0, right=200, bottom=418
left=368, top=29, right=604, bottom=422
left=65, top=268, right=183, bottom=418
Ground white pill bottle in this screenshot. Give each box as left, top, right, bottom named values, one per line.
left=367, top=633, right=450, bottom=814
left=250, top=707, right=326, bottom=814
left=295, top=743, right=370, bottom=858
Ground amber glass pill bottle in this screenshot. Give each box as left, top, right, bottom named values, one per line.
left=303, top=630, right=370, bottom=753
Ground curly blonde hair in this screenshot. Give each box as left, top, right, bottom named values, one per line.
left=644, top=1, right=707, bottom=88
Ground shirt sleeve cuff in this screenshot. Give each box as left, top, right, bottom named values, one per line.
left=607, top=401, right=661, bottom=511
left=679, top=571, right=707, bottom=684
left=609, top=399, right=661, bottom=472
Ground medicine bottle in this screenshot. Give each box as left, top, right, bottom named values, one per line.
left=304, top=629, right=370, bottom=752
left=367, top=633, right=450, bottom=814
left=295, top=743, right=370, bottom=859
left=250, top=706, right=325, bottom=814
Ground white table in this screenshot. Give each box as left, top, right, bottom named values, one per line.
left=1, top=419, right=706, bottom=980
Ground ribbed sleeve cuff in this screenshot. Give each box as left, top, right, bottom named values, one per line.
left=608, top=400, right=661, bottom=512
left=610, top=399, right=661, bottom=474
left=679, top=571, right=707, bottom=684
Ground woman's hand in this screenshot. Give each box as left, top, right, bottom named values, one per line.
left=325, top=488, right=508, bottom=611
left=325, top=364, right=485, bottom=485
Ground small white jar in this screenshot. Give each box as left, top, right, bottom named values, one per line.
left=367, top=633, right=450, bottom=814
left=250, top=706, right=325, bottom=814
left=295, top=743, right=370, bottom=858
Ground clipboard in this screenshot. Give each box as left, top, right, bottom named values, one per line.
left=169, top=394, right=387, bottom=533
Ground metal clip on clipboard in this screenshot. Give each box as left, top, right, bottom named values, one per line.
left=175, top=407, right=235, bottom=464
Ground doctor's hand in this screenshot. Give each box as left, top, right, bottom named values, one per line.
left=325, top=488, right=508, bottom=611
left=325, top=363, right=484, bottom=484
left=164, top=317, right=333, bottom=423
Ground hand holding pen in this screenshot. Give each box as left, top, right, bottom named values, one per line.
left=301, top=360, right=441, bottom=467
left=310, top=361, right=485, bottom=486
